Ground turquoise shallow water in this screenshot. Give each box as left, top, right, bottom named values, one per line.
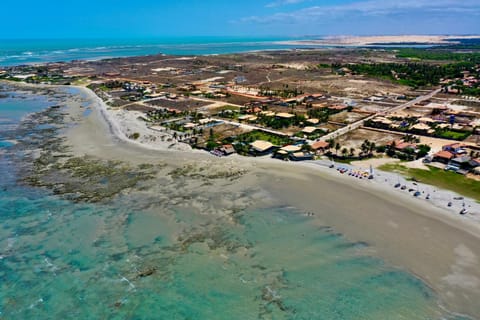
left=0, top=89, right=469, bottom=319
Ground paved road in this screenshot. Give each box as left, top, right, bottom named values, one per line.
left=320, top=88, right=442, bottom=141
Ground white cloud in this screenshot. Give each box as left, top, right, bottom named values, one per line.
left=241, top=0, right=480, bottom=24
left=265, top=0, right=309, bottom=8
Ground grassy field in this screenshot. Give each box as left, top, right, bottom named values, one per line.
left=378, top=163, right=480, bottom=202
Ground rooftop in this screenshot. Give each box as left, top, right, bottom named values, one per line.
left=411, top=123, right=431, bottom=131
left=311, top=141, right=330, bottom=150
left=280, top=145, right=302, bottom=153
left=302, top=126, right=318, bottom=134
left=434, top=150, right=454, bottom=160
left=276, top=112, right=295, bottom=119
left=250, top=140, right=274, bottom=152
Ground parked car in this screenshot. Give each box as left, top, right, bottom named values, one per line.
left=444, top=165, right=459, bottom=172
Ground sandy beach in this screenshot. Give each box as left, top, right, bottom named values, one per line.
left=64, top=85, right=480, bottom=316
left=279, top=35, right=480, bottom=47
left=8, top=82, right=480, bottom=318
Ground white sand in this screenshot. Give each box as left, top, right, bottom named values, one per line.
left=280, top=35, right=480, bottom=46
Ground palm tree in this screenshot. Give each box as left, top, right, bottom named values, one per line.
left=341, top=148, right=348, bottom=157
left=335, top=143, right=341, bottom=155
left=302, top=144, right=313, bottom=152
left=369, top=142, right=376, bottom=155
left=360, top=140, right=370, bottom=155
left=390, top=140, right=396, bottom=149
left=349, top=147, right=355, bottom=157
left=328, top=139, right=335, bottom=151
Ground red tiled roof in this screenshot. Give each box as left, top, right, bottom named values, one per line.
left=395, top=142, right=416, bottom=150
left=434, top=150, right=454, bottom=160
left=311, top=141, right=330, bottom=150
left=443, top=143, right=466, bottom=149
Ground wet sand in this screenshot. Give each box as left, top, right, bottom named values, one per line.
left=9, top=82, right=480, bottom=318
left=256, top=161, right=480, bottom=317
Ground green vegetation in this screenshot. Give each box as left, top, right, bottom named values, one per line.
left=395, top=48, right=480, bottom=63
left=334, top=62, right=477, bottom=88
left=317, top=63, right=331, bottom=69
left=253, top=113, right=306, bottom=130
left=130, top=132, right=140, bottom=140
left=434, top=129, right=472, bottom=140
left=206, top=128, right=220, bottom=150
left=234, top=130, right=291, bottom=146
left=457, top=85, right=480, bottom=97
left=147, top=110, right=203, bottom=122
left=379, top=164, right=480, bottom=202
left=307, top=108, right=341, bottom=123
left=259, top=84, right=304, bottom=99
left=294, top=130, right=325, bottom=140
left=449, top=79, right=480, bottom=97
left=218, top=105, right=240, bottom=112
left=88, top=80, right=124, bottom=92
left=365, top=119, right=473, bottom=141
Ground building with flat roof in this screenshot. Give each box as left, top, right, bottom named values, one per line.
left=276, top=113, right=295, bottom=119
left=280, top=145, right=302, bottom=153
left=302, top=127, right=318, bottom=134
left=250, top=140, right=275, bottom=155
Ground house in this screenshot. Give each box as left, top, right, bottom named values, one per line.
left=273, top=149, right=289, bottom=160
left=280, top=145, right=302, bottom=154
left=443, top=143, right=467, bottom=155
left=276, top=113, right=295, bottom=119
left=372, top=117, right=393, bottom=126
left=301, top=127, right=318, bottom=135
left=411, top=123, right=434, bottom=134
left=183, top=123, right=197, bottom=129
left=328, top=105, right=348, bottom=112
left=306, top=118, right=320, bottom=125
left=449, top=156, right=479, bottom=172
left=469, top=158, right=480, bottom=169
left=246, top=107, right=262, bottom=114
left=260, top=111, right=275, bottom=117
left=396, top=142, right=417, bottom=152
left=447, top=87, right=460, bottom=94
left=221, top=144, right=236, bottom=156
left=199, top=118, right=215, bottom=125
left=311, top=141, right=330, bottom=153
left=250, top=140, right=275, bottom=155
left=433, top=150, right=454, bottom=164
left=418, top=117, right=435, bottom=124
left=289, top=152, right=314, bottom=161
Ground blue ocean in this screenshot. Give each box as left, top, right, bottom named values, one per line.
left=0, top=84, right=471, bottom=318
left=0, top=37, right=326, bottom=67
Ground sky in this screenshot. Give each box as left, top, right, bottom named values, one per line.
left=1, top=0, right=479, bottom=39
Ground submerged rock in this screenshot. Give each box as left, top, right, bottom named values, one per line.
left=13, top=103, right=159, bottom=203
